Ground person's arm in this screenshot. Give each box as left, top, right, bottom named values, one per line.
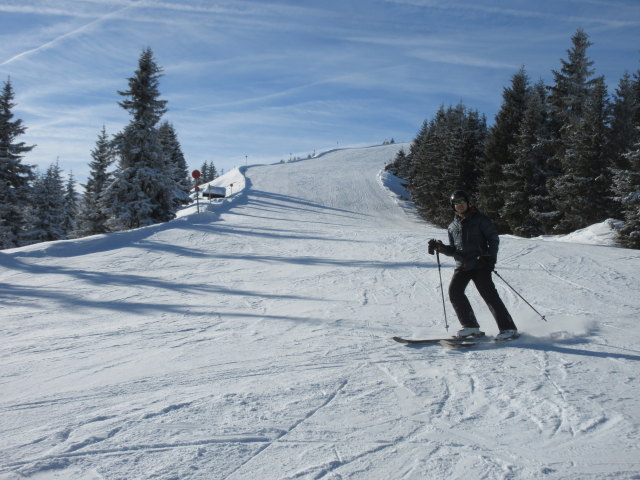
left=479, top=216, right=499, bottom=268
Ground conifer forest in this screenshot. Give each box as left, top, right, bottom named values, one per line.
left=386, top=29, right=640, bottom=248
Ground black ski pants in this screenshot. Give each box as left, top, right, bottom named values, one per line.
left=449, top=268, right=517, bottom=331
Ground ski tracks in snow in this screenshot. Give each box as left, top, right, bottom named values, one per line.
left=376, top=338, right=639, bottom=479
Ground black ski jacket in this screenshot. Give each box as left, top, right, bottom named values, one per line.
left=441, top=207, right=499, bottom=271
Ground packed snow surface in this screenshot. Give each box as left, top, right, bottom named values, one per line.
left=1, top=144, right=639, bottom=479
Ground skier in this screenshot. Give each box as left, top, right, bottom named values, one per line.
left=428, top=190, right=519, bottom=341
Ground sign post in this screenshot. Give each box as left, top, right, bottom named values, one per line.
left=192, top=170, right=201, bottom=213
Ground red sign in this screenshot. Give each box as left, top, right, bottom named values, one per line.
left=194, top=186, right=200, bottom=191
left=191, top=169, right=201, bottom=179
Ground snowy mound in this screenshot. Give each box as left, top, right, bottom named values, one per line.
left=377, top=169, right=410, bottom=201
left=377, top=168, right=423, bottom=222
left=537, top=218, right=623, bottom=246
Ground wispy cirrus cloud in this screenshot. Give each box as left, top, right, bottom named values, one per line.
left=384, top=0, right=640, bottom=28
left=0, top=3, right=136, bottom=66
left=408, top=49, right=518, bottom=70
left=345, top=34, right=517, bottom=70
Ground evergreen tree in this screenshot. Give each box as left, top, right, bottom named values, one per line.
left=547, top=28, right=596, bottom=178
left=388, top=120, right=428, bottom=182
left=613, top=138, right=640, bottom=248
left=385, top=149, right=410, bottom=179
left=101, top=48, right=177, bottom=231
left=63, top=172, right=78, bottom=236
left=612, top=70, right=640, bottom=249
left=548, top=29, right=597, bottom=138
left=0, top=78, right=35, bottom=249
left=633, top=69, right=640, bottom=127
left=548, top=75, right=613, bottom=232
left=610, top=71, right=639, bottom=170
left=546, top=28, right=611, bottom=232
left=501, top=81, right=555, bottom=236
left=198, top=161, right=218, bottom=183
left=200, top=161, right=209, bottom=183
left=76, top=126, right=114, bottom=236
left=158, top=121, right=190, bottom=207
left=408, top=104, right=486, bottom=227
left=407, top=111, right=446, bottom=223
left=118, top=48, right=167, bottom=126
left=24, top=162, right=66, bottom=244
left=478, top=67, right=531, bottom=233
left=207, top=161, right=218, bottom=182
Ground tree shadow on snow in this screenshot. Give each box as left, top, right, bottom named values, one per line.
left=246, top=189, right=366, bottom=218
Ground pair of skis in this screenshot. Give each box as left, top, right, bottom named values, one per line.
left=392, top=333, right=519, bottom=349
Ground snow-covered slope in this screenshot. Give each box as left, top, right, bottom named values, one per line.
left=1, top=144, right=639, bottom=479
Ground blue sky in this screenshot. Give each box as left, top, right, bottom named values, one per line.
left=1, top=0, right=639, bottom=182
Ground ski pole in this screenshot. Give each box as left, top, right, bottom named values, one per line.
left=492, top=269, right=547, bottom=322
left=435, top=250, right=449, bottom=331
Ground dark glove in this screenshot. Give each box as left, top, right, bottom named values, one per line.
left=427, top=239, right=437, bottom=255
left=478, top=254, right=496, bottom=270
left=428, top=239, right=446, bottom=255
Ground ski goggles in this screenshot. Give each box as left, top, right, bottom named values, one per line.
left=451, top=198, right=467, bottom=205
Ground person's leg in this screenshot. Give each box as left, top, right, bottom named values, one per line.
left=448, top=269, right=479, bottom=328
left=471, top=269, right=517, bottom=331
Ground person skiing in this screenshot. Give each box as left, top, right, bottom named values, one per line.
left=428, top=190, right=519, bottom=341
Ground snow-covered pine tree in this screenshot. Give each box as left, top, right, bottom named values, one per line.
left=24, top=162, right=67, bottom=244
left=158, top=121, right=191, bottom=208
left=407, top=111, right=447, bottom=224
left=451, top=106, right=487, bottom=197
left=612, top=70, right=640, bottom=249
left=610, top=72, right=639, bottom=171
left=101, top=48, right=177, bottom=231
left=548, top=29, right=597, bottom=143
left=385, top=149, right=410, bottom=179
left=394, top=119, right=428, bottom=181
left=632, top=68, right=640, bottom=128
left=408, top=104, right=486, bottom=227
left=614, top=138, right=640, bottom=248
left=75, top=126, right=114, bottom=236
left=63, top=172, right=78, bottom=236
left=548, top=75, right=613, bottom=232
left=546, top=29, right=613, bottom=232
left=199, top=161, right=209, bottom=183
left=0, top=78, right=35, bottom=249
left=583, top=77, right=616, bottom=218
left=478, top=67, right=531, bottom=233
left=198, top=161, right=218, bottom=183
left=206, top=161, right=218, bottom=182
left=501, top=81, right=555, bottom=236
